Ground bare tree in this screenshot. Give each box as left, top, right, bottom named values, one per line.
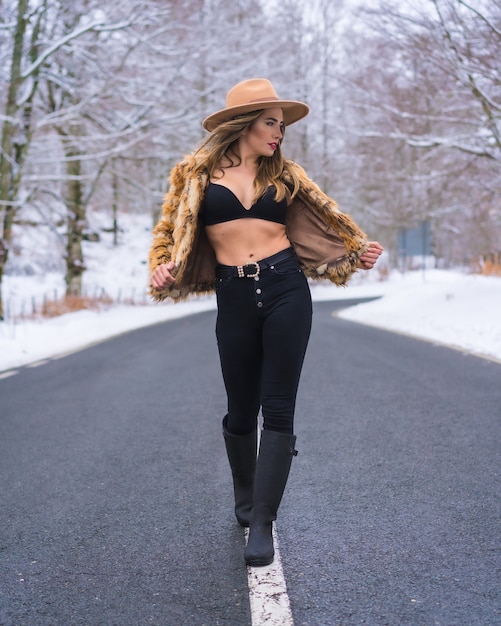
left=0, top=0, right=43, bottom=318
left=5, top=0, right=497, bottom=305
left=337, top=0, right=500, bottom=266
left=0, top=0, right=135, bottom=313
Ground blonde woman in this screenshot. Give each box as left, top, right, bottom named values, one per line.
left=149, top=79, right=383, bottom=566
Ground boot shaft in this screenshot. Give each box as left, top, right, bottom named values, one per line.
left=222, top=416, right=257, bottom=527
left=244, top=429, right=297, bottom=566
left=251, top=429, right=297, bottom=523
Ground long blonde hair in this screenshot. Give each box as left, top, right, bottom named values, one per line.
left=193, top=110, right=300, bottom=203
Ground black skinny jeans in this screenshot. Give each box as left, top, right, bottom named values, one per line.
left=215, top=248, right=312, bottom=436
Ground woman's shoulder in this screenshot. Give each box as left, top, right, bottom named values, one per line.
left=282, top=158, right=302, bottom=174
left=171, top=153, right=203, bottom=175
left=282, top=158, right=309, bottom=181
left=169, top=153, right=209, bottom=186
left=281, top=159, right=316, bottom=194
left=281, top=159, right=339, bottom=210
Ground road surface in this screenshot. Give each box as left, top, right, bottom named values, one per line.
left=1, top=300, right=499, bottom=625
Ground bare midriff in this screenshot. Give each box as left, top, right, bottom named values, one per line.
left=205, top=219, right=291, bottom=266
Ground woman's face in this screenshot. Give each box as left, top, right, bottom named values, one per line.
left=239, top=107, right=284, bottom=158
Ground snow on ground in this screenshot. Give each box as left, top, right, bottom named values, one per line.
left=336, top=270, right=501, bottom=362
left=1, top=211, right=500, bottom=373
left=2, top=269, right=500, bottom=373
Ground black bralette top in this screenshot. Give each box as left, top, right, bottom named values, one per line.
left=201, top=183, right=287, bottom=226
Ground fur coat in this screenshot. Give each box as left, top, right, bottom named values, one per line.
left=148, top=155, right=368, bottom=301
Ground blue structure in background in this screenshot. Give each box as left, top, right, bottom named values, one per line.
left=398, top=221, right=432, bottom=271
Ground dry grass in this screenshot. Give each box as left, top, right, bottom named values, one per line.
left=40, top=294, right=113, bottom=318
left=470, top=257, right=501, bottom=276
left=480, top=261, right=501, bottom=276
left=8, top=289, right=147, bottom=322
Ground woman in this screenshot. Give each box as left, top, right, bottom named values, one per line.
left=149, top=78, right=383, bottom=567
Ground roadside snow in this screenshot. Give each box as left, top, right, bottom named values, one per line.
left=1, top=268, right=500, bottom=373
left=1, top=211, right=500, bottom=372
left=335, top=270, right=501, bottom=361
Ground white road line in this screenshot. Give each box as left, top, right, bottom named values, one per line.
left=246, top=524, right=294, bottom=626
left=0, top=370, right=18, bottom=380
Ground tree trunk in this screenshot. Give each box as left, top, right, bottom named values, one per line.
left=0, top=0, right=29, bottom=320
left=112, top=166, right=119, bottom=247
left=60, top=126, right=86, bottom=297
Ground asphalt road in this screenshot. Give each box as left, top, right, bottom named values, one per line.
left=0, top=300, right=500, bottom=626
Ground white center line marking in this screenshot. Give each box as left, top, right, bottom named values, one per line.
left=246, top=524, right=294, bottom=626
left=26, top=360, right=51, bottom=369
left=0, top=370, right=19, bottom=380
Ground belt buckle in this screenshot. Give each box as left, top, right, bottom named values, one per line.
left=237, top=262, right=260, bottom=278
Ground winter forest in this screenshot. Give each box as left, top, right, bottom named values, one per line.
left=0, top=0, right=499, bottom=320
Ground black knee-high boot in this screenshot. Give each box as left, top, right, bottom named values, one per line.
left=244, top=429, right=297, bottom=567
left=222, top=416, right=257, bottom=527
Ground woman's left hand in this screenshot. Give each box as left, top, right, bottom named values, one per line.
left=359, top=241, right=384, bottom=270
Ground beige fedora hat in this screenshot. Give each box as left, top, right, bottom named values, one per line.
left=202, top=78, right=309, bottom=132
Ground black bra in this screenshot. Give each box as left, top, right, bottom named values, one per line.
left=201, top=183, right=287, bottom=226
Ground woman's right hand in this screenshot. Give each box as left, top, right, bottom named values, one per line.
left=151, top=262, right=176, bottom=290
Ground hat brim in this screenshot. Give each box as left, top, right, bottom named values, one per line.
left=202, top=100, right=309, bottom=132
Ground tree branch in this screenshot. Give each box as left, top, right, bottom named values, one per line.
left=20, top=18, right=133, bottom=82
left=457, top=0, right=501, bottom=38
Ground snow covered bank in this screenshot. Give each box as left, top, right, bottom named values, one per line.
left=1, top=269, right=500, bottom=373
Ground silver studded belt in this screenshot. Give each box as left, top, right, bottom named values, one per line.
left=215, top=247, right=295, bottom=279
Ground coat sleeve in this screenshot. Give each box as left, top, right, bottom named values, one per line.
left=148, top=160, right=188, bottom=301
left=283, top=160, right=368, bottom=286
